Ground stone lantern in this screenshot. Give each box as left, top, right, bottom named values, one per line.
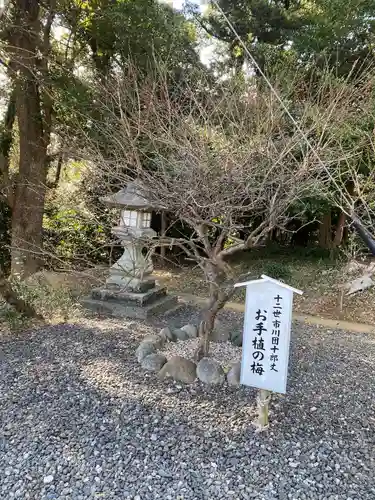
left=83, top=181, right=178, bottom=319
left=103, top=182, right=156, bottom=291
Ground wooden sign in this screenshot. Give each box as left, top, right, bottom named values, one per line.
left=234, top=275, right=303, bottom=394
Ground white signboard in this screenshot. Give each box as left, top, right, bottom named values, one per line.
left=235, top=275, right=303, bottom=394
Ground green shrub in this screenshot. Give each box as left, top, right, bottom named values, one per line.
left=262, top=261, right=292, bottom=282
left=0, top=306, right=28, bottom=331
left=43, top=206, right=110, bottom=267
left=5, top=278, right=82, bottom=323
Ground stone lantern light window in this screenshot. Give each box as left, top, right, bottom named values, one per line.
left=121, top=210, right=138, bottom=228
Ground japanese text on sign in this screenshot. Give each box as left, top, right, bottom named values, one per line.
left=237, top=276, right=302, bottom=394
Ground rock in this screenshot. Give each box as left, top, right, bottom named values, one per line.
left=141, top=353, right=167, bottom=372
left=173, top=328, right=190, bottom=341
left=158, top=329, right=168, bottom=345
left=345, top=259, right=367, bottom=275
left=181, top=324, right=198, bottom=338
left=197, top=358, right=225, bottom=385
left=210, top=318, right=230, bottom=343
left=136, top=341, right=156, bottom=363
left=143, top=334, right=165, bottom=349
left=43, top=475, right=54, bottom=485
left=227, top=362, right=241, bottom=387
left=347, top=274, right=374, bottom=295
left=160, top=326, right=176, bottom=342
left=158, top=356, right=196, bottom=384
left=231, top=331, right=243, bottom=347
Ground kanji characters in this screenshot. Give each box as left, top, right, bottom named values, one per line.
left=270, top=293, right=283, bottom=372
left=252, top=309, right=268, bottom=374
left=252, top=337, right=265, bottom=350
left=255, top=309, right=267, bottom=321
left=253, top=322, right=267, bottom=335
left=251, top=362, right=265, bottom=375
left=252, top=351, right=264, bottom=361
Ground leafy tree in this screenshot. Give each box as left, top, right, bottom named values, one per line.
left=198, top=0, right=306, bottom=74
left=200, top=0, right=375, bottom=77
left=0, top=0, right=57, bottom=278
left=294, top=0, right=375, bottom=76
left=0, top=0, right=201, bottom=281
left=60, top=0, right=199, bottom=77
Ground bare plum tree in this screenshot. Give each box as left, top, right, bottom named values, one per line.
left=82, top=69, right=336, bottom=359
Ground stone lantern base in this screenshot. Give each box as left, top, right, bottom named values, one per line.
left=82, top=279, right=179, bottom=320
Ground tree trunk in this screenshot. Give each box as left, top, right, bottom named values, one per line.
left=195, top=293, right=229, bottom=361
left=195, top=303, right=219, bottom=362
left=0, top=270, right=42, bottom=318
left=53, top=152, right=64, bottom=188
left=0, top=92, right=17, bottom=275
left=11, top=79, right=47, bottom=277
left=195, top=263, right=229, bottom=362
left=333, top=181, right=354, bottom=248
left=9, top=0, right=49, bottom=278
left=333, top=211, right=347, bottom=248
left=160, top=211, right=167, bottom=261
left=0, top=89, right=16, bottom=206
left=318, top=212, right=332, bottom=249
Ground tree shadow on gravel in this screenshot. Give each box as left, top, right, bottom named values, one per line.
left=1, top=313, right=375, bottom=499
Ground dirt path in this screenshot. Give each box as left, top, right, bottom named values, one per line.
left=178, top=292, right=375, bottom=334
left=154, top=256, right=375, bottom=327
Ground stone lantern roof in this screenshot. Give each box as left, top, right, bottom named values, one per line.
left=100, top=181, right=153, bottom=211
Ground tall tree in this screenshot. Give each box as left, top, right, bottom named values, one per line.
left=61, top=0, right=199, bottom=77
left=199, top=0, right=306, bottom=74
left=294, top=0, right=375, bottom=76
left=4, top=0, right=56, bottom=278
left=200, top=0, right=375, bottom=76
left=0, top=0, right=200, bottom=279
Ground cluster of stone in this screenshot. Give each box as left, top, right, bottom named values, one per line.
left=136, top=324, right=241, bottom=386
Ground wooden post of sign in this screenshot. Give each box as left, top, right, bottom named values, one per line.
left=256, top=389, right=271, bottom=431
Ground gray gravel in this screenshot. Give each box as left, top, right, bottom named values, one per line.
left=1, top=305, right=375, bottom=500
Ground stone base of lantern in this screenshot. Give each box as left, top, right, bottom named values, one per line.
left=82, top=281, right=179, bottom=320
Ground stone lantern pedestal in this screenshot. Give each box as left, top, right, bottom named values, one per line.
left=82, top=182, right=178, bottom=319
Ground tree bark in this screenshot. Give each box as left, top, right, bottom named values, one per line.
left=333, top=211, right=347, bottom=248
left=195, top=290, right=229, bottom=362
left=160, top=211, right=167, bottom=261
left=195, top=261, right=229, bottom=361
left=333, top=181, right=354, bottom=248
left=9, top=0, right=50, bottom=278
left=318, top=212, right=332, bottom=249
left=0, top=89, right=16, bottom=206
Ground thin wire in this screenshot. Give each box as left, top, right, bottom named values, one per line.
left=211, top=0, right=354, bottom=216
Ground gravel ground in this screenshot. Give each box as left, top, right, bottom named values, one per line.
left=1, top=305, right=375, bottom=500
